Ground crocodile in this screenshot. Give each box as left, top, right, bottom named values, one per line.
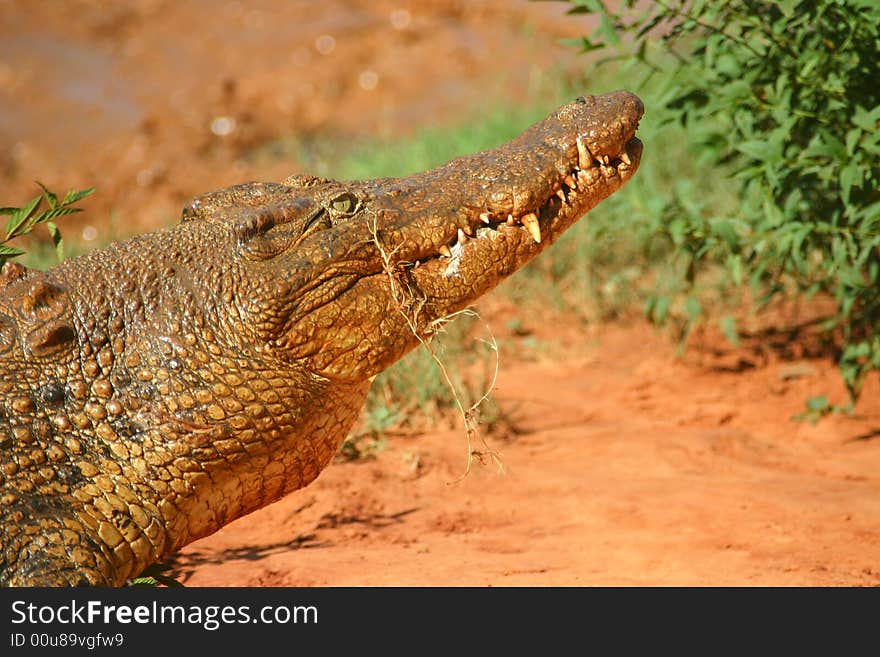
left=0, top=91, right=643, bottom=586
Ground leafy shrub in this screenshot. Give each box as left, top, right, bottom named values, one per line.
left=560, top=0, right=880, bottom=400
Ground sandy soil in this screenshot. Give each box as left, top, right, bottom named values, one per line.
left=2, top=1, right=878, bottom=586
left=173, top=312, right=880, bottom=586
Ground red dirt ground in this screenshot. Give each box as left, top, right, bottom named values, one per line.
left=2, top=1, right=878, bottom=586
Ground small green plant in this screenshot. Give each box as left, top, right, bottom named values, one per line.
left=792, top=394, right=850, bottom=425
left=338, top=405, right=399, bottom=461
left=0, top=183, right=94, bottom=267
left=558, top=0, right=880, bottom=401
left=128, top=561, right=185, bottom=587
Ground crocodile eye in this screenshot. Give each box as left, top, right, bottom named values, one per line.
left=329, top=193, right=358, bottom=216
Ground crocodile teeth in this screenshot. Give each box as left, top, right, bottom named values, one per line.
left=507, top=214, right=516, bottom=225
left=462, top=224, right=474, bottom=236
left=479, top=212, right=492, bottom=224
left=521, top=212, right=541, bottom=243
left=458, top=228, right=469, bottom=243
left=438, top=245, right=452, bottom=258
left=576, top=137, right=593, bottom=170
left=556, top=189, right=566, bottom=201
left=620, top=150, right=632, bottom=166
left=564, top=174, right=577, bottom=189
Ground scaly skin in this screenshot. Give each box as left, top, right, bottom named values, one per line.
left=0, top=91, right=643, bottom=586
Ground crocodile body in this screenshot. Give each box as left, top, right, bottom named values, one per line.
left=0, top=91, right=643, bottom=586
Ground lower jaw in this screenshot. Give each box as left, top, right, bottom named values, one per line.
left=406, top=170, right=635, bottom=305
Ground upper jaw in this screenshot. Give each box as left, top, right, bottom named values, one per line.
left=438, top=132, right=643, bottom=254
left=369, top=91, right=644, bottom=271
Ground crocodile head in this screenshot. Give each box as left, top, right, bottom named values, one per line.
left=225, top=90, right=643, bottom=383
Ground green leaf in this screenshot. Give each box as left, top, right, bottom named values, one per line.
left=36, top=181, right=58, bottom=209
left=646, top=295, right=670, bottom=325
left=710, top=218, right=740, bottom=250
left=845, top=128, right=861, bottom=156
left=5, top=195, right=41, bottom=239
left=0, top=244, right=26, bottom=258
left=128, top=561, right=185, bottom=587
left=720, top=315, right=740, bottom=347
left=806, top=395, right=830, bottom=412
left=47, top=221, right=64, bottom=263
left=1, top=183, right=93, bottom=266
left=555, top=0, right=880, bottom=404
left=729, top=254, right=743, bottom=286
left=61, top=187, right=95, bottom=206
left=735, top=139, right=780, bottom=163
left=32, top=206, right=81, bottom=223
left=839, top=161, right=861, bottom=205
left=685, top=296, right=701, bottom=320
left=596, top=12, right=621, bottom=48
left=852, top=105, right=880, bottom=132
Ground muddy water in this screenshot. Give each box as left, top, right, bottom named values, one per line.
left=0, top=32, right=141, bottom=151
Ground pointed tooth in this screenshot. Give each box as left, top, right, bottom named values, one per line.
left=620, top=150, right=632, bottom=165
left=556, top=189, right=566, bottom=201
left=457, top=228, right=468, bottom=243
left=576, top=136, right=593, bottom=170
left=479, top=212, right=492, bottom=224
left=413, top=259, right=421, bottom=268
left=463, top=224, right=474, bottom=236
left=564, top=174, right=577, bottom=189
left=521, top=212, right=541, bottom=244
left=506, top=214, right=515, bottom=225
left=438, top=245, right=452, bottom=258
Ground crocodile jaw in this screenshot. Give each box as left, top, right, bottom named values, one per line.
left=409, top=133, right=643, bottom=295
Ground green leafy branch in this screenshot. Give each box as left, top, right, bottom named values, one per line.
left=0, top=183, right=94, bottom=266
left=558, top=0, right=880, bottom=402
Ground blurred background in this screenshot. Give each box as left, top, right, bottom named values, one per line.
left=0, top=0, right=599, bottom=243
